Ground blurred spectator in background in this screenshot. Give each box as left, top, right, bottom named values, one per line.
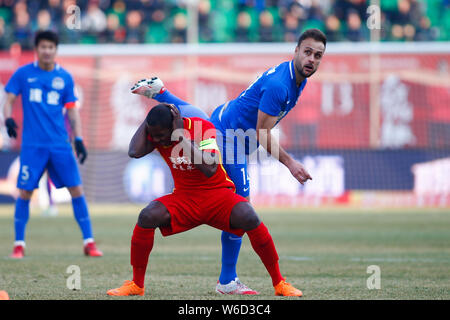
left=283, top=12, right=300, bottom=42
left=13, top=2, right=32, bottom=49
left=415, top=16, right=437, bottom=41
left=99, top=12, right=125, bottom=43
left=0, top=16, right=13, bottom=50
left=289, top=1, right=308, bottom=26
left=333, top=0, right=366, bottom=23
left=109, top=0, right=127, bottom=27
left=170, top=12, right=187, bottom=43
left=308, top=0, right=326, bottom=23
left=47, top=0, right=63, bottom=23
left=235, top=10, right=251, bottom=42
left=198, top=0, right=213, bottom=42
left=324, top=14, right=343, bottom=42
left=345, top=9, right=366, bottom=42
left=34, top=9, right=54, bottom=32
left=125, top=10, right=145, bottom=43
left=258, top=10, right=274, bottom=42
left=81, top=1, right=107, bottom=36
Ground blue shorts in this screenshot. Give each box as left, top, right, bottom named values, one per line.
left=211, top=105, right=250, bottom=198
left=17, top=145, right=82, bottom=191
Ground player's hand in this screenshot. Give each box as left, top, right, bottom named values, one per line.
left=288, top=160, right=312, bottom=185
left=74, top=137, right=88, bottom=164
left=168, top=104, right=184, bottom=142
left=5, top=118, right=18, bottom=138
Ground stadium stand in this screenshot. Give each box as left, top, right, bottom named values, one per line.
left=0, top=0, right=448, bottom=49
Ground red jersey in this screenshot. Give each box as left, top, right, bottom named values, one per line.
left=148, top=117, right=235, bottom=192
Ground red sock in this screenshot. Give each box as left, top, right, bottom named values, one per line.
left=130, top=224, right=155, bottom=288
left=246, top=223, right=284, bottom=286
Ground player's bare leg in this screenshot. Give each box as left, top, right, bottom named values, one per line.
left=67, top=186, right=103, bottom=257
left=107, top=201, right=170, bottom=296
left=229, top=202, right=303, bottom=297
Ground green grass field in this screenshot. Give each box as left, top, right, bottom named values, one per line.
left=0, top=204, right=449, bottom=300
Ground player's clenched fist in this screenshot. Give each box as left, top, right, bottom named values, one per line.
left=288, top=160, right=312, bottom=185
left=74, top=137, right=88, bottom=164
left=5, top=118, right=18, bottom=138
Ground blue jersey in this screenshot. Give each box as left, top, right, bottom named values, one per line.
left=5, top=62, right=78, bottom=148
left=212, top=60, right=307, bottom=133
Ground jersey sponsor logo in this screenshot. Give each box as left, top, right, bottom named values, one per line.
left=51, top=77, right=65, bottom=90
left=169, top=156, right=195, bottom=171
left=47, top=91, right=60, bottom=105
left=27, top=77, right=37, bottom=83
left=29, top=88, right=43, bottom=103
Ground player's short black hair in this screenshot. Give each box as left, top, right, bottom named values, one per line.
left=297, top=29, right=327, bottom=48
left=34, top=30, right=59, bottom=47
left=146, top=103, right=174, bottom=129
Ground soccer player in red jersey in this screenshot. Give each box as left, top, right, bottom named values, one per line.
left=107, top=103, right=302, bottom=297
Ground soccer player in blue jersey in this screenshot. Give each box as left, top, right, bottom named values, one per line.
left=2, top=30, right=103, bottom=258
left=131, top=29, right=326, bottom=294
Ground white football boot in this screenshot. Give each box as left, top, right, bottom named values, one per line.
left=215, top=277, right=259, bottom=295
left=131, top=77, right=166, bottom=98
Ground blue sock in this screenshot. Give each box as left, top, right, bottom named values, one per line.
left=72, top=195, right=93, bottom=241
left=155, top=90, right=209, bottom=119
left=219, top=231, right=242, bottom=284
left=14, top=198, right=30, bottom=242
left=155, top=90, right=190, bottom=109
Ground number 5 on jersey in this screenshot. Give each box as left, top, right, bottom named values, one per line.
left=20, top=165, right=30, bottom=181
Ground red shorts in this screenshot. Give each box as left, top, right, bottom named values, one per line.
left=155, top=187, right=247, bottom=237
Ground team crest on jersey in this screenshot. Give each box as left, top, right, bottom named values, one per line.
left=51, top=77, right=65, bottom=90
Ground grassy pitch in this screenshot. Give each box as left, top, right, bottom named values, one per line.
left=0, top=204, right=449, bottom=300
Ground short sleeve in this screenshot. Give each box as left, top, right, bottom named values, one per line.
left=63, top=73, right=78, bottom=106
left=4, top=68, right=23, bottom=96
left=258, top=81, right=288, bottom=117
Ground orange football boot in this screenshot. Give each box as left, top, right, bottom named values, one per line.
left=107, top=280, right=144, bottom=296
left=0, top=290, right=10, bottom=300
left=274, top=279, right=303, bottom=297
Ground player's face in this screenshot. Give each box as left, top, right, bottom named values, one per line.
left=294, top=38, right=325, bottom=78
left=36, top=40, right=57, bottom=66
left=148, top=124, right=173, bottom=146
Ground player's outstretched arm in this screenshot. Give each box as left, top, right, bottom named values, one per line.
left=256, top=110, right=312, bottom=185
left=128, top=121, right=155, bottom=158
left=3, top=93, right=18, bottom=138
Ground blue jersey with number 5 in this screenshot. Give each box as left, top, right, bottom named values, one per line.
left=212, top=60, right=307, bottom=133
left=5, top=62, right=78, bottom=148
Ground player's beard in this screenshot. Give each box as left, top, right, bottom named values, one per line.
left=297, top=62, right=316, bottom=78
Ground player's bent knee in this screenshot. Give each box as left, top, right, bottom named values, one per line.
left=18, top=189, right=33, bottom=200
left=68, top=185, right=84, bottom=198
left=230, top=202, right=261, bottom=231
left=138, top=201, right=170, bottom=229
